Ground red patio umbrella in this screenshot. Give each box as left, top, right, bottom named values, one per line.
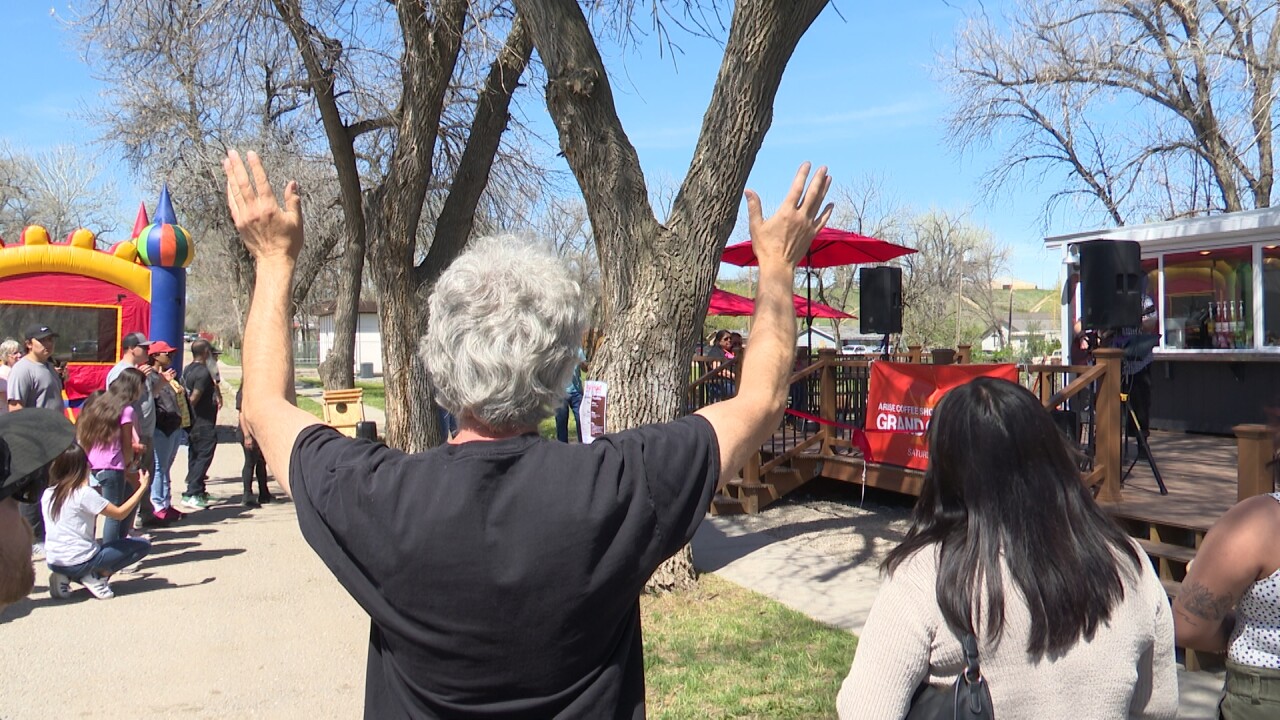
left=722, top=227, right=915, bottom=346
left=721, top=227, right=917, bottom=267
left=707, top=287, right=854, bottom=319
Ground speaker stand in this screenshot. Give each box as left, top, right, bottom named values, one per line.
left=878, top=334, right=891, bottom=360
left=1119, top=375, right=1167, bottom=495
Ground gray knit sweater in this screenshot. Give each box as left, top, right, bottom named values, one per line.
left=836, top=541, right=1177, bottom=719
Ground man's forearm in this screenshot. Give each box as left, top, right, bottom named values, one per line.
left=737, top=265, right=797, bottom=416
left=243, top=259, right=297, bottom=416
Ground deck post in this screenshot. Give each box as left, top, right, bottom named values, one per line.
left=908, top=345, right=922, bottom=363
left=1234, top=424, right=1276, bottom=501
left=819, top=349, right=837, bottom=448
left=956, top=344, right=971, bottom=364
left=1037, top=369, right=1054, bottom=407
left=1094, top=349, right=1123, bottom=502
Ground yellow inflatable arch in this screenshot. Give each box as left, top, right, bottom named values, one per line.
left=0, top=238, right=152, bottom=301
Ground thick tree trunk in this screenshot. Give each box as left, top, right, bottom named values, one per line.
left=375, top=263, right=442, bottom=452
left=517, top=0, right=828, bottom=593
left=319, top=245, right=362, bottom=389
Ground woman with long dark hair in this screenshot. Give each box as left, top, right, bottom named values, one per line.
left=77, top=367, right=146, bottom=543
left=837, top=377, right=1177, bottom=718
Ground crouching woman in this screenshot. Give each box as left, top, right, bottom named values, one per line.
left=41, top=445, right=151, bottom=600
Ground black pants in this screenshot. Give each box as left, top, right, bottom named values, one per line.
left=185, top=422, right=217, bottom=496
left=1125, top=366, right=1152, bottom=438
left=241, top=441, right=269, bottom=497
left=20, top=499, right=44, bottom=543
left=18, top=466, right=49, bottom=541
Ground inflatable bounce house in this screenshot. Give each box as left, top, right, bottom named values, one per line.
left=0, top=187, right=192, bottom=413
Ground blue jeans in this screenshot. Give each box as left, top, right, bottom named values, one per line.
left=152, top=429, right=185, bottom=511
left=95, top=470, right=129, bottom=543
left=48, top=538, right=150, bottom=580
left=554, top=388, right=583, bottom=443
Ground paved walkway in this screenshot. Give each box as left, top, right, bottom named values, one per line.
left=693, top=512, right=1225, bottom=719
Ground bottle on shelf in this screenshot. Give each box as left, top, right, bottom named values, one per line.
left=1226, top=300, right=1237, bottom=348
left=1207, top=301, right=1217, bottom=348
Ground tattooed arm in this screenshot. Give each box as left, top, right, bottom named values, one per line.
left=1173, top=495, right=1277, bottom=653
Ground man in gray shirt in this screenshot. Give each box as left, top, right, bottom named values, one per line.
left=7, top=325, right=66, bottom=413
left=6, top=323, right=68, bottom=554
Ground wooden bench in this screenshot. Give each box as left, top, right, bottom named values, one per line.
left=322, top=388, right=365, bottom=437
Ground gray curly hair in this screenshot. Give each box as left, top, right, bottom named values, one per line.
left=421, top=235, right=588, bottom=431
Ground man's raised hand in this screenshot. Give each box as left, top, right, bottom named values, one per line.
left=745, top=162, right=833, bottom=270
left=223, top=150, right=304, bottom=263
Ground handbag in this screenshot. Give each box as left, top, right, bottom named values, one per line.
left=904, top=633, right=995, bottom=719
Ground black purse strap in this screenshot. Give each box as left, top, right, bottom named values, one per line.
left=954, top=633, right=995, bottom=718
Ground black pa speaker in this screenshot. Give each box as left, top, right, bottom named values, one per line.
left=860, top=266, right=903, bottom=335
left=1077, top=240, right=1142, bottom=330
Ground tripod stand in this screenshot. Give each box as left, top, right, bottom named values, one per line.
left=1120, top=371, right=1167, bottom=495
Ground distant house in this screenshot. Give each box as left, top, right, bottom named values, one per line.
left=797, top=326, right=840, bottom=349
left=314, top=299, right=383, bottom=375
left=980, top=311, right=1060, bottom=352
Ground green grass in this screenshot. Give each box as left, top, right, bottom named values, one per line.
left=642, top=574, right=857, bottom=719
left=297, top=396, right=324, bottom=418
left=355, top=380, right=384, bottom=411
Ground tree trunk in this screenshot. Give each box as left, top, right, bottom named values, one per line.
left=272, top=0, right=369, bottom=390
left=517, top=0, right=829, bottom=592
left=375, top=262, right=442, bottom=452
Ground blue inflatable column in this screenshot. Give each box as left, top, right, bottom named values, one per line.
left=150, top=266, right=187, bottom=371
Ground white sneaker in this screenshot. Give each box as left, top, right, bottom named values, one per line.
left=127, top=529, right=152, bottom=542
left=120, top=560, right=144, bottom=574
left=81, top=574, right=115, bottom=599
left=49, top=572, right=71, bottom=600
left=31, top=542, right=46, bottom=559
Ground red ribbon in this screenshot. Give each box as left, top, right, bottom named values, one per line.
left=783, top=408, right=874, bottom=463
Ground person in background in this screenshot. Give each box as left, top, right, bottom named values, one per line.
left=147, top=341, right=187, bottom=522
left=0, top=338, right=20, bottom=408
left=7, top=324, right=67, bottom=558
left=107, top=332, right=159, bottom=528
left=1173, top=490, right=1280, bottom=718
left=554, top=344, right=587, bottom=443
left=235, top=386, right=273, bottom=507
left=837, top=377, right=1176, bottom=719
left=181, top=339, right=220, bottom=509
left=42, top=445, right=151, bottom=600
left=79, top=368, right=148, bottom=544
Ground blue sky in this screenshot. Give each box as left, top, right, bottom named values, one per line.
left=0, top=2, right=1085, bottom=287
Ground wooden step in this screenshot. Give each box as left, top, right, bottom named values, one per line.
left=710, top=494, right=745, bottom=516
left=1136, top=538, right=1197, bottom=565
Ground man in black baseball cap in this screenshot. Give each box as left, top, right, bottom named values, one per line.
left=0, top=408, right=76, bottom=607
left=24, top=324, right=57, bottom=342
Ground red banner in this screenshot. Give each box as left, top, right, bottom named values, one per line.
left=865, top=362, right=1019, bottom=470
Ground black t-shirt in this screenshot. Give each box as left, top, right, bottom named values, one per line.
left=289, top=414, right=720, bottom=719
left=181, top=361, right=217, bottom=424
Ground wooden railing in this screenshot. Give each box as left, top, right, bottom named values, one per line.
left=1021, top=348, right=1123, bottom=501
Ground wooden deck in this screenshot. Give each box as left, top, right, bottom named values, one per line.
left=1105, top=431, right=1242, bottom=533
left=786, top=429, right=1249, bottom=533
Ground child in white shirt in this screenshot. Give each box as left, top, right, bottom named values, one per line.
left=41, top=444, right=151, bottom=599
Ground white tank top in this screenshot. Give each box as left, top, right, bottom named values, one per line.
left=1227, top=493, right=1280, bottom=669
